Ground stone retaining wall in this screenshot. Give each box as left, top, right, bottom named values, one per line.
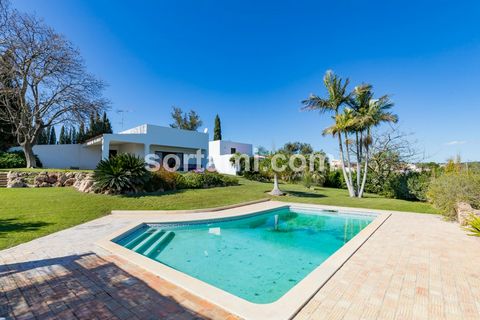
left=456, top=202, right=480, bottom=226
left=7, top=171, right=96, bottom=193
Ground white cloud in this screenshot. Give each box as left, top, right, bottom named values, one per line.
left=445, top=140, right=467, bottom=146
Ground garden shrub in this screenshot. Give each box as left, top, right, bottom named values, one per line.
left=382, top=174, right=414, bottom=200
left=324, top=171, right=345, bottom=189
left=176, top=171, right=239, bottom=189
left=365, top=171, right=431, bottom=201
left=93, top=153, right=149, bottom=194
left=427, top=172, right=480, bottom=219
left=302, top=173, right=313, bottom=188
left=146, top=169, right=180, bottom=192
left=406, top=172, right=431, bottom=201
left=302, top=172, right=326, bottom=188
left=0, top=151, right=42, bottom=168
left=242, top=171, right=271, bottom=182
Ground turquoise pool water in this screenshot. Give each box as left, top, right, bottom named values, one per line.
left=115, top=207, right=374, bottom=304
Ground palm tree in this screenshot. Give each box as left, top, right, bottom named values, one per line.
left=356, top=94, right=398, bottom=197
left=349, top=84, right=374, bottom=193
left=303, top=71, right=356, bottom=197
left=323, top=109, right=357, bottom=194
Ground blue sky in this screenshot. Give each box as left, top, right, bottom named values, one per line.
left=14, top=0, right=480, bottom=162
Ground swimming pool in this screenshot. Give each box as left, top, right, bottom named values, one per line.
left=99, top=202, right=389, bottom=319
left=114, top=206, right=374, bottom=303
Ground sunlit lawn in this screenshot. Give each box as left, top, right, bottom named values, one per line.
left=0, top=178, right=438, bottom=249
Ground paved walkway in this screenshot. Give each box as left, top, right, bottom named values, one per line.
left=295, top=212, right=480, bottom=320
left=1, top=208, right=479, bottom=320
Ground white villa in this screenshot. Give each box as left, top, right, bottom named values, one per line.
left=17, top=124, right=252, bottom=174
left=208, top=140, right=253, bottom=175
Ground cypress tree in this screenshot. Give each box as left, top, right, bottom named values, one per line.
left=102, top=111, right=113, bottom=133
left=78, top=122, right=85, bottom=143
left=88, top=112, right=95, bottom=138
left=59, top=126, right=66, bottom=144
left=71, top=127, right=77, bottom=144
left=37, top=128, right=49, bottom=145
left=49, top=127, right=57, bottom=145
left=94, top=111, right=101, bottom=135
left=65, top=128, right=72, bottom=144
left=214, top=114, right=222, bottom=140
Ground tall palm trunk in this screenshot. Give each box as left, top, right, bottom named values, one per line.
left=358, top=129, right=370, bottom=198
left=344, top=132, right=356, bottom=197
left=338, top=132, right=355, bottom=197
left=355, top=132, right=361, bottom=194
left=358, top=146, right=369, bottom=198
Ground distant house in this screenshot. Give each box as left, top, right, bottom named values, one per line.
left=329, top=159, right=357, bottom=172
left=14, top=124, right=209, bottom=170
left=208, top=140, right=253, bottom=175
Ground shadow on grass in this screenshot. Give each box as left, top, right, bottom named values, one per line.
left=0, top=253, right=210, bottom=319
left=0, top=218, right=51, bottom=237
left=285, top=190, right=327, bottom=198
left=120, top=184, right=249, bottom=199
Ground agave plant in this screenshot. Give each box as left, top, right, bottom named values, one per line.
left=94, top=153, right=149, bottom=194
left=465, top=214, right=480, bottom=237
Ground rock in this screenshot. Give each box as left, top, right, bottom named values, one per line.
left=57, top=173, right=68, bottom=186
left=7, top=178, right=27, bottom=188
left=456, top=202, right=480, bottom=226
left=39, top=182, right=51, bottom=188
left=34, top=174, right=48, bottom=185
left=46, top=174, right=57, bottom=184
left=64, top=177, right=76, bottom=187
left=7, top=171, right=19, bottom=180
left=74, top=173, right=96, bottom=193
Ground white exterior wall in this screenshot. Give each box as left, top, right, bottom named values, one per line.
left=209, top=154, right=239, bottom=175
left=208, top=140, right=252, bottom=175
left=209, top=140, right=253, bottom=157
left=16, top=144, right=102, bottom=169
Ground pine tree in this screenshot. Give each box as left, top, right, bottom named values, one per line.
left=102, top=112, right=113, bottom=133
left=71, top=127, right=77, bottom=144
left=65, top=128, right=72, bottom=144
left=214, top=114, right=222, bottom=140
left=78, top=122, right=85, bottom=143
left=94, top=111, right=101, bottom=135
left=88, top=112, right=95, bottom=137
left=37, top=128, right=49, bottom=145
left=59, top=126, right=66, bottom=144
left=49, top=127, right=57, bottom=145
left=169, top=107, right=202, bottom=131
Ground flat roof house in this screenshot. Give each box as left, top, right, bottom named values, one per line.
left=208, top=140, right=253, bottom=175
left=24, top=124, right=209, bottom=170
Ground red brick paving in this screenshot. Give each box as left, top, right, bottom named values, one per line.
left=0, top=253, right=238, bottom=320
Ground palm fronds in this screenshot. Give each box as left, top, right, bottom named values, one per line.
left=465, top=214, right=480, bottom=237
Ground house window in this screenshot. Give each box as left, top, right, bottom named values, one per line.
left=155, top=151, right=184, bottom=171
left=230, top=147, right=236, bottom=154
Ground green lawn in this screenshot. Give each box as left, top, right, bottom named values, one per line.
left=0, top=178, right=438, bottom=250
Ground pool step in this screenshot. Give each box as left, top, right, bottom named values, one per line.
left=123, top=228, right=156, bottom=249
left=132, top=229, right=166, bottom=253
left=144, top=231, right=175, bottom=257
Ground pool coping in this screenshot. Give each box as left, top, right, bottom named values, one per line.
left=96, top=201, right=391, bottom=320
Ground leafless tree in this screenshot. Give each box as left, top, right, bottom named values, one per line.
left=0, top=1, right=108, bottom=167
left=366, top=127, right=422, bottom=193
